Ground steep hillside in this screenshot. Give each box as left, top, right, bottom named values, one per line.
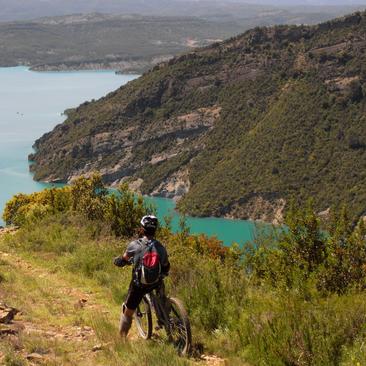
left=31, top=12, right=366, bottom=222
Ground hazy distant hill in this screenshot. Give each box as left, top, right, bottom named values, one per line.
left=0, top=0, right=363, bottom=22
left=243, top=1, right=366, bottom=5
left=31, top=11, right=366, bottom=222
left=1, top=3, right=364, bottom=73
left=0, top=14, right=244, bottom=73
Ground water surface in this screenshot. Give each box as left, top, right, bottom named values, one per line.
left=0, top=66, right=136, bottom=224
left=146, top=196, right=255, bottom=245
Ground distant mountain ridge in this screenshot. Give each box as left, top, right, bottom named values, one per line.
left=243, top=1, right=366, bottom=5
left=0, top=14, right=242, bottom=73
left=0, top=0, right=363, bottom=22
left=2, top=5, right=363, bottom=73
left=31, top=11, right=366, bottom=223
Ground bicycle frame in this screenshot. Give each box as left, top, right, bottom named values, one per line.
left=146, top=286, right=173, bottom=336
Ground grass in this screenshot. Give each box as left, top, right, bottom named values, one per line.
left=1, top=196, right=366, bottom=365
left=0, top=223, right=212, bottom=365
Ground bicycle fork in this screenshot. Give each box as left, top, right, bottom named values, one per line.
left=154, top=296, right=175, bottom=339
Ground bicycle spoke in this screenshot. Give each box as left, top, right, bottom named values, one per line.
left=168, top=305, right=188, bottom=350
left=136, top=293, right=191, bottom=355
left=134, top=296, right=152, bottom=340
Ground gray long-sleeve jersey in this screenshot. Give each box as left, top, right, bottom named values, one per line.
left=125, top=237, right=170, bottom=275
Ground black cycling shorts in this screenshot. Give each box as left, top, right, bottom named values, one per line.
left=125, top=281, right=157, bottom=310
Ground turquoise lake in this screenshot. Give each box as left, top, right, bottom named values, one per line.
left=0, top=66, right=255, bottom=245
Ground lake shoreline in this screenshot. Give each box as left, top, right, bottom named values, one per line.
left=33, top=172, right=269, bottom=225
left=28, top=171, right=259, bottom=241
left=1, top=66, right=255, bottom=245
left=1, top=57, right=173, bottom=75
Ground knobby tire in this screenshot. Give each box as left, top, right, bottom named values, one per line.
left=166, top=297, right=192, bottom=356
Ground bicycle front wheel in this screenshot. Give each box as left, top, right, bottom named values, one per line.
left=134, top=296, right=152, bottom=339
left=166, top=297, right=192, bottom=356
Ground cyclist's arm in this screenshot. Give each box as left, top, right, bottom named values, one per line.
left=162, top=263, right=170, bottom=277
left=122, top=252, right=132, bottom=261
left=124, top=240, right=140, bottom=261
left=161, top=248, right=170, bottom=276
left=114, top=240, right=138, bottom=267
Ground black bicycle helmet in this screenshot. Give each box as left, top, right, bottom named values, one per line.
left=140, top=215, right=158, bottom=230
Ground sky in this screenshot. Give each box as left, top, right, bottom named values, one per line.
left=227, top=0, right=366, bottom=4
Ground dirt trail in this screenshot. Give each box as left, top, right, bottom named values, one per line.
left=0, top=246, right=227, bottom=365
left=0, top=250, right=103, bottom=365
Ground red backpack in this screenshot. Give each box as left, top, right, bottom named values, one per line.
left=135, top=239, right=162, bottom=286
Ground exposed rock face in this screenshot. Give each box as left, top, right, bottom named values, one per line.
left=123, top=178, right=144, bottom=193
left=32, top=104, right=222, bottom=200
left=318, top=208, right=331, bottom=221
left=222, top=195, right=286, bottom=225
left=151, top=169, right=190, bottom=201
left=31, top=56, right=174, bottom=74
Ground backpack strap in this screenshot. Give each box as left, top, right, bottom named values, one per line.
left=141, top=238, right=157, bottom=248
left=147, top=239, right=158, bottom=248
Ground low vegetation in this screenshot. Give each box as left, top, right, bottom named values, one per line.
left=1, top=175, right=366, bottom=365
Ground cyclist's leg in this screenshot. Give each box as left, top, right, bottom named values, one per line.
left=156, top=281, right=170, bottom=314
left=120, top=282, right=147, bottom=337
left=120, top=305, right=133, bottom=338
left=149, top=281, right=168, bottom=327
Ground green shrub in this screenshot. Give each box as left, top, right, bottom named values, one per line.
left=245, top=201, right=366, bottom=296
left=244, top=291, right=366, bottom=366
left=319, top=208, right=366, bottom=293
left=3, top=188, right=72, bottom=226
left=70, top=173, right=107, bottom=220
left=106, top=183, right=150, bottom=237
left=2, top=174, right=150, bottom=238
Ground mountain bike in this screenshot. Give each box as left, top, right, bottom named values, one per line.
left=134, top=282, right=192, bottom=356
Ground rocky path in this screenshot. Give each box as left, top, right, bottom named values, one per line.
left=0, top=243, right=227, bottom=365
left=0, top=250, right=104, bottom=365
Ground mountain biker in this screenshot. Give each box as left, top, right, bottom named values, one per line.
left=113, top=215, right=170, bottom=338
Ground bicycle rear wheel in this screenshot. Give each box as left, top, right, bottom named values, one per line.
left=134, top=296, right=152, bottom=339
left=166, top=297, right=192, bottom=356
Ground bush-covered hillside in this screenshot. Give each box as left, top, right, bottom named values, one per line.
left=31, top=11, right=366, bottom=222
left=2, top=178, right=366, bottom=365
left=0, top=14, right=243, bottom=73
